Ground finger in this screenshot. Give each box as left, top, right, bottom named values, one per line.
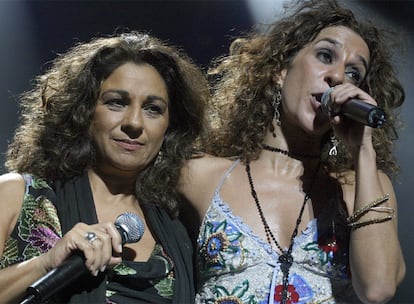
left=68, top=225, right=106, bottom=275
left=332, top=84, right=377, bottom=106
left=84, top=227, right=116, bottom=273
left=101, top=223, right=123, bottom=254
left=91, top=229, right=113, bottom=272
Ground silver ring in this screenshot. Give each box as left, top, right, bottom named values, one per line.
left=84, top=231, right=98, bottom=244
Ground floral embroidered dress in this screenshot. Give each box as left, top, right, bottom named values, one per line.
left=196, top=160, right=361, bottom=304
left=0, top=174, right=194, bottom=303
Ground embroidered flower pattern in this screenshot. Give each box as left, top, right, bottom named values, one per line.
left=203, top=280, right=255, bottom=304
left=108, top=244, right=175, bottom=300
left=274, top=284, right=299, bottom=304
left=0, top=175, right=62, bottom=268
left=112, top=263, right=137, bottom=275
left=203, top=232, right=229, bottom=264
left=199, top=220, right=244, bottom=271
left=197, top=197, right=353, bottom=303
left=303, top=230, right=348, bottom=279
left=215, top=295, right=244, bottom=304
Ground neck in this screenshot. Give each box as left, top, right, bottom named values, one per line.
left=88, top=168, right=137, bottom=196
left=264, top=121, right=324, bottom=158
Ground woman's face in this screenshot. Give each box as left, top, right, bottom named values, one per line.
left=90, top=62, right=169, bottom=175
left=279, top=25, right=370, bottom=137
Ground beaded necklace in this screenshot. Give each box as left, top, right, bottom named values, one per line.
left=262, top=144, right=320, bottom=160
left=245, top=147, right=320, bottom=304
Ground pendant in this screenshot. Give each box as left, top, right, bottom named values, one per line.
left=278, top=253, right=293, bottom=275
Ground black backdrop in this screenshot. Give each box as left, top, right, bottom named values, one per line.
left=0, top=1, right=412, bottom=302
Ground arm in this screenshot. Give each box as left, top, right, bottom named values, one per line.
left=0, top=173, right=50, bottom=302
left=344, top=145, right=405, bottom=304
left=0, top=173, right=123, bottom=303
left=330, top=84, right=405, bottom=303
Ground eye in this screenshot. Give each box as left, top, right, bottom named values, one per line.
left=346, top=68, right=362, bottom=84
left=143, top=103, right=165, bottom=117
left=104, top=98, right=128, bottom=110
left=317, top=49, right=333, bottom=64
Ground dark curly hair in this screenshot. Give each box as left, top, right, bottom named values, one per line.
left=6, top=31, right=208, bottom=216
left=206, top=0, right=404, bottom=177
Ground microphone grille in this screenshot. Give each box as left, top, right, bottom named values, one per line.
left=115, top=212, right=145, bottom=244
left=321, top=87, right=333, bottom=115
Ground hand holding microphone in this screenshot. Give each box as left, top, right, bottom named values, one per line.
left=321, top=86, right=387, bottom=128
left=21, top=212, right=145, bottom=304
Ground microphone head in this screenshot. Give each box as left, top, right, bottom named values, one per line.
left=321, top=87, right=333, bottom=115
left=115, top=212, right=145, bottom=244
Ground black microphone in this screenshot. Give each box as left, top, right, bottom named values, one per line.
left=321, top=87, right=387, bottom=128
left=21, top=212, right=145, bottom=304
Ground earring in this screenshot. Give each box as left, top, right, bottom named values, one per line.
left=272, top=90, right=281, bottom=125
left=271, top=90, right=281, bottom=137
left=154, top=150, right=163, bottom=165
left=329, top=133, right=339, bottom=156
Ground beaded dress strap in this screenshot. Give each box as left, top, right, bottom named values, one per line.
left=215, top=159, right=241, bottom=193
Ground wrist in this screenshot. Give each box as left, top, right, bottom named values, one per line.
left=352, top=141, right=376, bottom=163
left=35, top=252, right=53, bottom=275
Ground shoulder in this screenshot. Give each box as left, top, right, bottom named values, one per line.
left=179, top=155, right=238, bottom=215
left=181, top=154, right=237, bottom=186
left=0, top=172, right=26, bottom=197
left=0, top=173, right=26, bottom=239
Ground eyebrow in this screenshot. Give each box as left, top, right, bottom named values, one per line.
left=101, top=89, right=168, bottom=105
left=316, top=37, right=369, bottom=71
left=101, top=89, right=130, bottom=99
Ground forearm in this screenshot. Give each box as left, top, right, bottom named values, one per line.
left=0, top=255, right=49, bottom=303
left=349, top=143, right=405, bottom=303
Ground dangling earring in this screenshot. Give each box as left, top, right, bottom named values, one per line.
left=271, top=90, right=281, bottom=137
left=154, top=150, right=163, bottom=165
left=329, top=133, right=339, bottom=156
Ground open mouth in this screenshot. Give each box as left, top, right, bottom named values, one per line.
left=313, top=93, right=323, bottom=104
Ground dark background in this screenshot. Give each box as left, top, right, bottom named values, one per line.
left=0, top=1, right=412, bottom=302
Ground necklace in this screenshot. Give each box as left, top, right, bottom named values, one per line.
left=262, top=144, right=320, bottom=160
left=245, top=159, right=319, bottom=304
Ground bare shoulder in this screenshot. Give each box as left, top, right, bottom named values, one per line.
left=0, top=172, right=26, bottom=194
left=0, top=172, right=26, bottom=215
left=180, top=155, right=238, bottom=215
left=0, top=173, right=26, bottom=251
left=181, top=154, right=237, bottom=186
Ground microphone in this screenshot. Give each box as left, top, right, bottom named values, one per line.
left=321, top=87, right=387, bottom=128
left=21, top=212, right=145, bottom=304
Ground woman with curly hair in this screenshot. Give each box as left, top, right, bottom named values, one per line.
left=0, top=31, right=208, bottom=303
left=180, top=0, right=405, bottom=303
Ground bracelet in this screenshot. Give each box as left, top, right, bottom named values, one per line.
left=347, top=194, right=390, bottom=223
left=348, top=214, right=395, bottom=230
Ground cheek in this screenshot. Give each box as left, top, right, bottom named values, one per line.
left=147, top=121, right=168, bottom=143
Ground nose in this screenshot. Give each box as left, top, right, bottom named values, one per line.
left=121, top=105, right=143, bottom=138
left=324, top=64, right=345, bottom=87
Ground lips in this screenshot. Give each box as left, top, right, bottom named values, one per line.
left=114, top=139, right=142, bottom=151
left=310, top=94, right=322, bottom=111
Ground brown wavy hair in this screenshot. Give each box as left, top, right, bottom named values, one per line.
left=206, top=0, right=404, bottom=177
left=6, top=31, right=208, bottom=216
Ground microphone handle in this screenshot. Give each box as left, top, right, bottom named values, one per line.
left=20, top=212, right=144, bottom=304
left=341, top=99, right=387, bottom=128
left=24, top=254, right=86, bottom=303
